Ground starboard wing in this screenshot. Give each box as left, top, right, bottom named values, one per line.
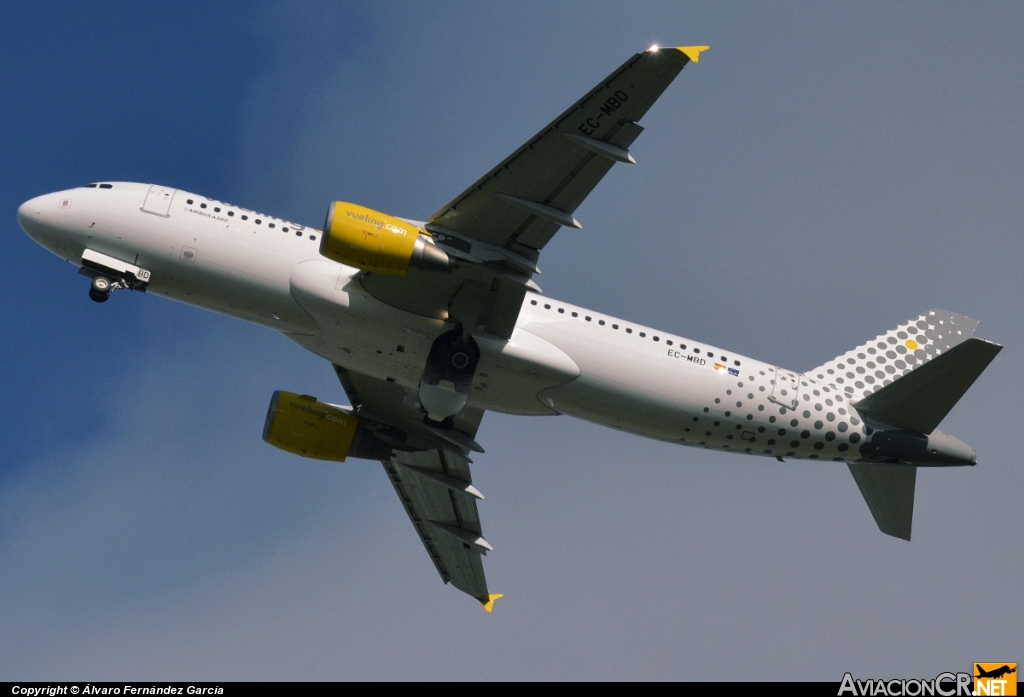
left=429, top=46, right=708, bottom=254
left=359, top=46, right=707, bottom=340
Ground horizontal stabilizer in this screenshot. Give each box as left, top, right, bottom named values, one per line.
left=854, top=338, right=1001, bottom=434
left=848, top=463, right=917, bottom=540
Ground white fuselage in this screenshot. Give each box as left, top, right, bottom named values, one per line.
left=19, top=182, right=873, bottom=462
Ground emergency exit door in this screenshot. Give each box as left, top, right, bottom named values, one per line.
left=141, top=185, right=176, bottom=217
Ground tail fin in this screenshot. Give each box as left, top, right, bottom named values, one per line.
left=812, top=310, right=1002, bottom=541
left=847, top=463, right=916, bottom=540
left=808, top=309, right=982, bottom=406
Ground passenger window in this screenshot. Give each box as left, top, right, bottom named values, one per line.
left=200, top=203, right=207, bottom=209
left=625, top=328, right=632, bottom=333
left=571, top=312, right=578, bottom=317
left=256, top=219, right=262, bottom=225
left=296, top=231, right=302, bottom=237
left=241, top=215, right=248, bottom=220
left=544, top=304, right=551, bottom=309
left=639, top=332, right=646, bottom=337
left=228, top=211, right=234, bottom=217
left=214, top=207, right=221, bottom=213
left=186, top=199, right=194, bottom=204
left=612, top=324, right=619, bottom=330
left=531, top=300, right=537, bottom=305
left=599, top=320, right=605, bottom=326
left=585, top=316, right=592, bottom=321
left=269, top=223, right=275, bottom=229
left=666, top=340, right=673, bottom=346
left=558, top=308, right=564, bottom=314
left=283, top=227, right=289, bottom=232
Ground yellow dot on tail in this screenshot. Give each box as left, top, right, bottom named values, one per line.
left=906, top=339, right=919, bottom=350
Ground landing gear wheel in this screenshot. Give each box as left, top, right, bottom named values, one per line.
left=89, top=276, right=111, bottom=303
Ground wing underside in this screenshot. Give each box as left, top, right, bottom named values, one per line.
left=335, top=365, right=497, bottom=605
left=430, top=46, right=706, bottom=254
left=359, top=46, right=707, bottom=340
left=383, top=449, right=490, bottom=598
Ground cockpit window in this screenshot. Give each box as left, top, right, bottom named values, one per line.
left=85, top=184, right=98, bottom=188
left=99, top=184, right=113, bottom=189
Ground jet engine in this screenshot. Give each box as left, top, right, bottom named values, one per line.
left=262, top=391, right=392, bottom=461
left=320, top=201, right=450, bottom=275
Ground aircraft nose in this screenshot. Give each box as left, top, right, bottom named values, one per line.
left=18, top=194, right=48, bottom=235
left=17, top=192, right=63, bottom=243
left=17, top=197, right=37, bottom=228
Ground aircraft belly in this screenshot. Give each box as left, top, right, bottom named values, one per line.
left=287, top=263, right=577, bottom=415
left=287, top=260, right=446, bottom=385
left=138, top=218, right=316, bottom=333
left=522, top=314, right=803, bottom=453
left=529, top=324, right=713, bottom=441
left=470, top=329, right=580, bottom=415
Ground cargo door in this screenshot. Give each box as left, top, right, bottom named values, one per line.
left=141, top=185, right=176, bottom=217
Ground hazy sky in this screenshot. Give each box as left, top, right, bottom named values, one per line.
left=2, top=2, right=1021, bottom=680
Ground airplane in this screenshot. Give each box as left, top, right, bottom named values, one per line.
left=17, top=46, right=1002, bottom=612
left=976, top=665, right=1016, bottom=680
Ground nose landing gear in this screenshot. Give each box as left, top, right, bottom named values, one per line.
left=88, top=276, right=112, bottom=303
left=80, top=249, right=151, bottom=304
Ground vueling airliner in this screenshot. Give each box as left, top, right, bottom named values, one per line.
left=17, top=46, right=1001, bottom=611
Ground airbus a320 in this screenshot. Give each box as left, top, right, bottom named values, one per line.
left=18, top=46, right=1001, bottom=611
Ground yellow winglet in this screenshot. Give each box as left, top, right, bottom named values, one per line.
left=477, top=593, right=504, bottom=612
left=676, top=46, right=710, bottom=63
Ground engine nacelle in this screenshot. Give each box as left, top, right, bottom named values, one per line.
left=320, top=201, right=450, bottom=275
left=262, top=391, right=391, bottom=461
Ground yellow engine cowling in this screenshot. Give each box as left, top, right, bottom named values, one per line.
left=262, top=391, right=390, bottom=461
left=320, top=201, right=450, bottom=275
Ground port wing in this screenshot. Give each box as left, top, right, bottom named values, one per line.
left=334, top=365, right=500, bottom=609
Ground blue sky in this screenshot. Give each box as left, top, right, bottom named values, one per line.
left=2, top=1, right=1021, bottom=680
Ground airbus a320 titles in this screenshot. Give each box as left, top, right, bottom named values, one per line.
left=18, top=46, right=1001, bottom=611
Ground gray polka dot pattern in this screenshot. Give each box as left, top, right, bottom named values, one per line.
left=806, top=309, right=979, bottom=403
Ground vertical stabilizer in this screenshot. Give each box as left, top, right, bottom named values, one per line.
left=807, top=310, right=979, bottom=405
